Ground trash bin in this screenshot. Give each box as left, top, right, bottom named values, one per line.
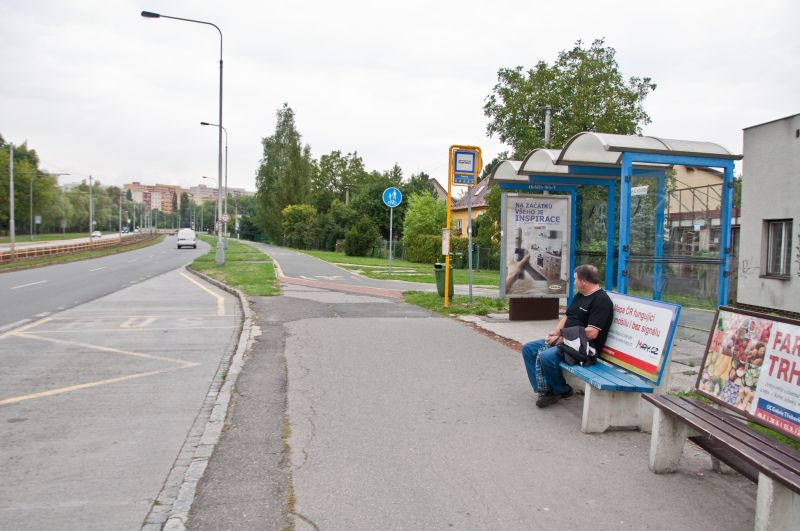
left=433, top=262, right=454, bottom=297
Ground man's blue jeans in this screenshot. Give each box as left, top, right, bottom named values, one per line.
left=521, top=339, right=569, bottom=395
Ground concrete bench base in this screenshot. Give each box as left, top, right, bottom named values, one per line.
left=647, top=402, right=800, bottom=531
left=562, top=362, right=670, bottom=434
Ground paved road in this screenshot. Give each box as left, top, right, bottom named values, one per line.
left=246, top=242, right=498, bottom=296
left=0, top=268, right=240, bottom=530
left=188, top=245, right=754, bottom=530
left=0, top=235, right=208, bottom=331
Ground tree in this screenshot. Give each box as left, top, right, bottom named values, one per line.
left=281, top=204, right=318, bottom=248
left=179, top=192, right=191, bottom=227
left=402, top=191, right=446, bottom=243
left=344, top=215, right=380, bottom=257
left=484, top=38, right=656, bottom=157
left=255, top=104, right=314, bottom=242
left=403, top=171, right=435, bottom=198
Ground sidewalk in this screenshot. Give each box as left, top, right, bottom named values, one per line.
left=458, top=312, right=707, bottom=393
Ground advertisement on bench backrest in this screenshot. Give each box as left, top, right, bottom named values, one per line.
left=697, top=307, right=800, bottom=439
left=501, top=194, right=570, bottom=298
left=602, top=293, right=681, bottom=384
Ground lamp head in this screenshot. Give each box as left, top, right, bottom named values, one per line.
left=200, top=122, right=211, bottom=126
left=141, top=11, right=160, bottom=18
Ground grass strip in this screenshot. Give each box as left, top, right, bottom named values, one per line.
left=403, top=291, right=508, bottom=317
left=189, top=236, right=280, bottom=296
left=300, top=249, right=500, bottom=287
left=0, top=236, right=163, bottom=272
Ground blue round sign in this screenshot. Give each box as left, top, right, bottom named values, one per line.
left=382, top=187, right=402, bottom=208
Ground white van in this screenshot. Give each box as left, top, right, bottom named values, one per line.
left=177, top=228, right=197, bottom=249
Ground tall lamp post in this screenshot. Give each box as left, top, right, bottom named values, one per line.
left=200, top=121, right=228, bottom=248
left=141, top=10, right=225, bottom=265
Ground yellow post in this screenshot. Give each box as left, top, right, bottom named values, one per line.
left=444, top=145, right=482, bottom=309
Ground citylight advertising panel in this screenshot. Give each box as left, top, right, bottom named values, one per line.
left=502, top=194, right=570, bottom=298
left=603, top=293, right=681, bottom=384
left=697, top=307, right=800, bottom=439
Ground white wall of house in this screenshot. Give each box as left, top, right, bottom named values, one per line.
left=738, top=113, right=800, bottom=312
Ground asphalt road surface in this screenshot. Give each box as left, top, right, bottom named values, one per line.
left=0, top=267, right=240, bottom=530
left=0, top=235, right=208, bottom=332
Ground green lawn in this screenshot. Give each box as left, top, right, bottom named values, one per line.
left=189, top=235, right=280, bottom=296
left=299, top=249, right=501, bottom=288
left=403, top=291, right=508, bottom=316
left=0, top=235, right=163, bottom=272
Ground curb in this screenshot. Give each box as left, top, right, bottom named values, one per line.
left=143, top=268, right=259, bottom=531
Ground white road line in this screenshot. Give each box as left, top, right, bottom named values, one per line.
left=0, top=319, right=32, bottom=334
left=35, top=312, right=50, bottom=318
left=89, top=266, right=106, bottom=272
left=10, top=280, right=47, bottom=290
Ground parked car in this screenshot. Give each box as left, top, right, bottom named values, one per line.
left=177, top=228, right=197, bottom=249
left=91, top=231, right=102, bottom=239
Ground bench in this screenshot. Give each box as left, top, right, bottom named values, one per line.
left=559, top=292, right=682, bottom=434
left=644, top=306, right=800, bottom=530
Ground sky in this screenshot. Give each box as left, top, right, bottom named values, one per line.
left=1, top=0, right=798, bottom=193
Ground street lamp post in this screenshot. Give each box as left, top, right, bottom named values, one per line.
left=141, top=9, right=224, bottom=266
left=200, top=121, right=228, bottom=248
left=8, top=144, right=14, bottom=259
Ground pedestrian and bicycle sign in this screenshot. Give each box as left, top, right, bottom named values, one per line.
left=382, top=187, right=402, bottom=208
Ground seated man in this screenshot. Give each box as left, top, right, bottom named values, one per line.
left=521, top=264, right=614, bottom=408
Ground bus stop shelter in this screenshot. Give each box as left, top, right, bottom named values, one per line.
left=491, top=132, right=741, bottom=312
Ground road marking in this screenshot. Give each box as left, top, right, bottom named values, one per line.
left=0, top=319, right=32, bottom=335
left=120, top=317, right=157, bottom=328
left=16, top=332, right=200, bottom=366
left=89, top=266, right=106, bottom=272
left=179, top=272, right=225, bottom=316
left=10, top=280, right=46, bottom=290
left=0, top=367, right=190, bottom=407
left=35, top=312, right=50, bottom=318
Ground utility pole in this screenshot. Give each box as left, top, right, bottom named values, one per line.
left=544, top=105, right=552, bottom=147
left=8, top=143, right=15, bottom=259
left=88, top=175, right=94, bottom=238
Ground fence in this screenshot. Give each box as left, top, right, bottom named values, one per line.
left=0, top=234, right=156, bottom=263
left=373, top=240, right=501, bottom=270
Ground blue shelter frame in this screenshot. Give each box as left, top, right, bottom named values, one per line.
left=492, top=134, right=741, bottom=309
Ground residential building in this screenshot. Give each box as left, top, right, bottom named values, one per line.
left=737, top=113, right=800, bottom=314
left=450, top=179, right=491, bottom=236
left=666, top=165, right=741, bottom=255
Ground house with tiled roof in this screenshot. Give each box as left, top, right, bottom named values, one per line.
left=450, top=179, right=491, bottom=236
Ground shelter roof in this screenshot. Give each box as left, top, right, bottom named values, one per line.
left=557, top=132, right=741, bottom=167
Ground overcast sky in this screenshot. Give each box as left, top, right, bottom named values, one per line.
left=1, top=0, right=797, bottom=192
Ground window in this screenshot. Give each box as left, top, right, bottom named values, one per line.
left=764, top=219, right=793, bottom=277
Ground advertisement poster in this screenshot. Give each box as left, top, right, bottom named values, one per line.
left=502, top=194, right=570, bottom=298
left=602, top=293, right=680, bottom=383
left=697, top=308, right=800, bottom=439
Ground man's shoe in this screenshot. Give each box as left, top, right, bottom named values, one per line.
left=535, top=392, right=561, bottom=408
left=560, top=385, right=574, bottom=399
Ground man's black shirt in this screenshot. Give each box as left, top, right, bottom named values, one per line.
left=564, top=288, right=614, bottom=352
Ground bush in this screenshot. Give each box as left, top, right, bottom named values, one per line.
left=405, top=234, right=442, bottom=263
left=344, top=216, right=380, bottom=256
left=282, top=204, right=318, bottom=249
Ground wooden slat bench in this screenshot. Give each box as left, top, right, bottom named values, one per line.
left=643, top=307, right=800, bottom=530
left=557, top=293, right=682, bottom=434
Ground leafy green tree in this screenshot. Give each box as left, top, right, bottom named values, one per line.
left=281, top=203, right=318, bottom=248
left=484, top=38, right=656, bottom=157
left=255, top=104, right=314, bottom=242
left=179, top=192, right=191, bottom=227
left=344, top=215, right=380, bottom=256
left=350, top=168, right=403, bottom=240
left=403, top=171, right=435, bottom=198
left=402, top=191, right=446, bottom=243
